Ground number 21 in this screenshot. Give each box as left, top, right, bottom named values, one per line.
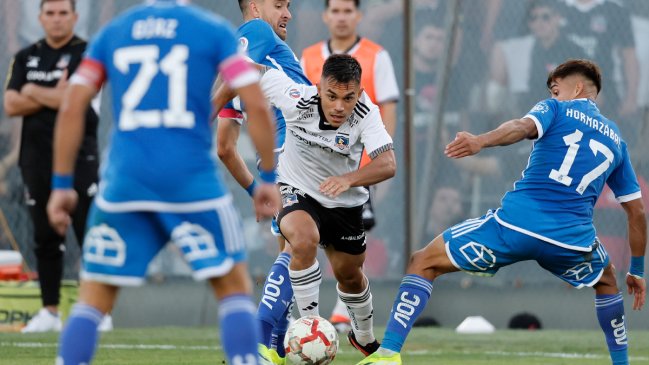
left=549, top=129, right=614, bottom=194
left=114, top=45, right=194, bottom=131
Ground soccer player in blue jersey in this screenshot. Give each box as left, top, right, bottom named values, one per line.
left=216, top=1, right=311, bottom=362
left=46, top=1, right=279, bottom=364
left=358, top=59, right=646, bottom=365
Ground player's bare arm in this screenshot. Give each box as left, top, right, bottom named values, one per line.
left=233, top=81, right=280, bottom=217
left=445, top=117, right=537, bottom=158
left=47, top=83, right=97, bottom=235
left=216, top=117, right=256, bottom=190
left=621, top=198, right=647, bottom=310
left=320, top=149, right=396, bottom=198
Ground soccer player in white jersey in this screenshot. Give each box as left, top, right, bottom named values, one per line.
left=358, top=59, right=646, bottom=365
left=46, top=1, right=279, bottom=364
left=215, top=54, right=396, bottom=357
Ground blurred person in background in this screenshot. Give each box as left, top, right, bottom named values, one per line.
left=3, top=0, right=103, bottom=333
left=488, top=0, right=586, bottom=117
left=46, top=0, right=279, bottom=363
left=216, top=0, right=311, bottom=363
left=560, top=0, right=639, bottom=120
left=300, top=0, right=399, bottom=333
left=359, top=59, right=646, bottom=365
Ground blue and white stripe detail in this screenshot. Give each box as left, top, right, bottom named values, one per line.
left=219, top=295, right=257, bottom=320
left=216, top=200, right=246, bottom=255
left=401, top=275, right=433, bottom=296
left=450, top=211, right=494, bottom=239
left=69, top=303, right=104, bottom=325
left=595, top=293, right=623, bottom=309
left=275, top=252, right=291, bottom=270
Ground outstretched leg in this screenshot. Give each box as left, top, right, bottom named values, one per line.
left=357, top=234, right=458, bottom=364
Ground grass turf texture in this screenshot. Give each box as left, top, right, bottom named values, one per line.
left=2, top=327, right=648, bottom=364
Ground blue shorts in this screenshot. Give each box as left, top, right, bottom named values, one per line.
left=442, top=210, right=609, bottom=288
left=81, top=196, right=247, bottom=286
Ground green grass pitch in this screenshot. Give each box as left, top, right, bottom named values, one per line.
left=2, top=327, right=648, bottom=364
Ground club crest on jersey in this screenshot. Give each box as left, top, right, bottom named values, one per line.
left=282, top=193, right=299, bottom=208
left=335, top=134, right=350, bottom=150
left=57, top=54, right=71, bottom=69
left=531, top=101, right=549, bottom=114
left=238, top=37, right=249, bottom=52
left=289, top=88, right=301, bottom=99
left=26, top=56, right=40, bottom=68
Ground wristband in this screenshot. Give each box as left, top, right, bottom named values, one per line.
left=259, top=168, right=276, bottom=184
left=629, top=256, right=644, bottom=278
left=245, top=179, right=258, bottom=197
left=52, top=174, right=74, bottom=189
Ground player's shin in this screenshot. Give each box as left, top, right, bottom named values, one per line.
left=57, top=303, right=103, bottom=365
left=381, top=274, right=433, bottom=353
left=219, top=295, right=262, bottom=364
left=289, top=260, right=322, bottom=317
left=258, top=252, right=294, bottom=347
left=338, top=276, right=376, bottom=346
left=595, top=293, right=629, bottom=365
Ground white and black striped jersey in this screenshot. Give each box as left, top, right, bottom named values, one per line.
left=260, top=68, right=394, bottom=208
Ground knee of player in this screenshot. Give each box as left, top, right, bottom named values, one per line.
left=407, top=249, right=441, bottom=280
left=332, top=266, right=364, bottom=289
left=216, top=140, right=236, bottom=161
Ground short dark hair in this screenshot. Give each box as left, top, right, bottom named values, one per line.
left=547, top=59, right=602, bottom=94
left=40, top=0, right=76, bottom=11
left=238, top=0, right=250, bottom=14
left=325, top=0, right=360, bottom=9
left=321, top=54, right=362, bottom=85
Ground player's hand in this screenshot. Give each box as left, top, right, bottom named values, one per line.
left=445, top=132, right=483, bottom=158
left=626, top=274, right=646, bottom=310
left=319, top=176, right=351, bottom=198
left=47, top=189, right=78, bottom=236
left=253, top=183, right=280, bottom=220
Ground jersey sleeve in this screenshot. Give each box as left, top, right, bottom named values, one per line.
left=238, top=20, right=275, bottom=63
left=69, top=27, right=109, bottom=89
left=523, top=98, right=558, bottom=139
left=373, top=49, right=400, bottom=104
left=5, top=50, right=27, bottom=91
left=259, top=68, right=305, bottom=118
left=360, top=105, right=394, bottom=159
left=607, top=142, right=641, bottom=202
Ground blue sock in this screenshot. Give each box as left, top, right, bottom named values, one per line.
left=220, top=295, right=261, bottom=364
left=595, top=293, right=628, bottom=365
left=382, top=274, right=433, bottom=353
left=271, top=298, right=293, bottom=357
left=257, top=253, right=293, bottom=347
left=57, top=303, right=103, bottom=365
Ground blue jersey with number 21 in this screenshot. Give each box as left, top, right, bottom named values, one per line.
left=82, top=3, right=249, bottom=207
left=496, top=98, right=641, bottom=251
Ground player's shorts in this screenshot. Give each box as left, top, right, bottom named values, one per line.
left=275, top=183, right=366, bottom=255
left=80, top=195, right=247, bottom=286
left=443, top=210, right=609, bottom=288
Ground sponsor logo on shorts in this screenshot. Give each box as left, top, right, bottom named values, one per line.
left=283, top=193, right=299, bottom=208
left=562, top=262, right=594, bottom=281
left=340, top=233, right=365, bottom=241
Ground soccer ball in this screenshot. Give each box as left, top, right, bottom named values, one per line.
left=284, top=315, right=339, bottom=365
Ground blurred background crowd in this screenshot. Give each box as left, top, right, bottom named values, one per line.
left=1, top=0, right=649, bottom=288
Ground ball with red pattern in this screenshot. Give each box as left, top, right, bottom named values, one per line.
left=284, top=315, right=339, bottom=365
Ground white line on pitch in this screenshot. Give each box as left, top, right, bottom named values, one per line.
left=0, top=342, right=221, bottom=351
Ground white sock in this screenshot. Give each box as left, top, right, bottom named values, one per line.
left=289, top=261, right=322, bottom=317
left=331, top=297, right=349, bottom=318
left=337, top=276, right=375, bottom=346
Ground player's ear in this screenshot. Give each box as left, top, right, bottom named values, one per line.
left=574, top=80, right=584, bottom=97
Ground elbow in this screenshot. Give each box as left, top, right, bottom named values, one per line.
left=4, top=100, right=19, bottom=117
left=384, top=153, right=397, bottom=179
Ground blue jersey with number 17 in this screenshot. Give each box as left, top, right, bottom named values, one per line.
left=77, top=2, right=258, bottom=208
left=495, top=98, right=641, bottom=251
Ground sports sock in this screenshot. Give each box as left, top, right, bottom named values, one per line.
left=258, top=253, right=293, bottom=347
left=289, top=260, right=322, bottom=317
left=338, top=276, right=376, bottom=346
left=595, top=293, right=628, bottom=365
left=331, top=297, right=349, bottom=320
left=220, top=295, right=261, bottom=364
left=382, top=274, right=433, bottom=353
left=271, top=299, right=293, bottom=357
left=57, top=303, right=103, bottom=365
